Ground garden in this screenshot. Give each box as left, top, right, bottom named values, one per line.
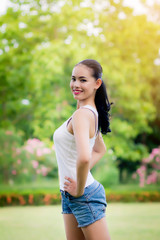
left=0, top=0, right=160, bottom=239
left=0, top=129, right=160, bottom=206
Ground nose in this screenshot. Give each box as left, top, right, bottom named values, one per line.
left=73, top=80, right=80, bottom=88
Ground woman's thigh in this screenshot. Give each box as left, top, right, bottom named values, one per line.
left=81, top=217, right=111, bottom=240
left=63, top=214, right=86, bottom=240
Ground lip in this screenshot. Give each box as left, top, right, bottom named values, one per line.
left=73, top=90, right=82, bottom=95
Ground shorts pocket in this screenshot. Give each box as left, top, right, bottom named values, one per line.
left=85, top=183, right=101, bottom=200
left=86, top=184, right=107, bottom=218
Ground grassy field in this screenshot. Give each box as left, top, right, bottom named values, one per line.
left=0, top=203, right=160, bottom=240
left=0, top=179, right=160, bottom=194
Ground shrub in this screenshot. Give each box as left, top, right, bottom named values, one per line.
left=96, top=166, right=119, bottom=188
left=0, top=129, right=26, bottom=183
left=132, top=146, right=160, bottom=187
left=92, top=149, right=119, bottom=187
left=21, top=138, right=58, bottom=182
left=0, top=129, right=57, bottom=184
left=0, top=192, right=61, bottom=206
left=1, top=191, right=160, bottom=206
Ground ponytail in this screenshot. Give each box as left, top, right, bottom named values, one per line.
left=95, top=81, right=113, bottom=134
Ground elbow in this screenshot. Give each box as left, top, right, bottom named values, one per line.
left=78, top=156, right=90, bottom=165
left=83, top=158, right=90, bottom=164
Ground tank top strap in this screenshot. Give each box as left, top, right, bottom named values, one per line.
left=80, top=105, right=98, bottom=136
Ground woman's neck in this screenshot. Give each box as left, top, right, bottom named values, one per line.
left=77, top=101, right=96, bottom=109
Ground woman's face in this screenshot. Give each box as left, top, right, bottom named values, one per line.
left=70, top=64, right=100, bottom=102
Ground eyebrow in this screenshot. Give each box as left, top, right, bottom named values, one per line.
left=72, top=75, right=87, bottom=79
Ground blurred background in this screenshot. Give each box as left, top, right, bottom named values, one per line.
left=0, top=1, right=160, bottom=240
left=0, top=0, right=160, bottom=202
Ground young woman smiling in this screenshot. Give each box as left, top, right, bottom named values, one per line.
left=54, top=59, right=112, bottom=240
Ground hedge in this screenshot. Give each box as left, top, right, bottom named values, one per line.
left=0, top=191, right=160, bottom=206
left=106, top=191, right=160, bottom=202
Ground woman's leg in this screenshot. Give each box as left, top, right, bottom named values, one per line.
left=63, top=214, right=86, bottom=240
left=81, top=217, right=111, bottom=240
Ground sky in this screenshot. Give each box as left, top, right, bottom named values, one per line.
left=0, top=0, right=150, bottom=15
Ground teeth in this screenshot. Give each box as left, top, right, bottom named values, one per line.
left=73, top=90, right=82, bottom=94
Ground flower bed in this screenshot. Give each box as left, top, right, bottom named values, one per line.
left=0, top=191, right=160, bottom=206
left=106, top=191, right=160, bottom=202
left=0, top=192, right=61, bottom=206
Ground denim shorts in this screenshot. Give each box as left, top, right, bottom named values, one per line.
left=60, top=180, right=107, bottom=228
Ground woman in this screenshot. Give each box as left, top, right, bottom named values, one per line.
left=54, top=59, right=112, bottom=240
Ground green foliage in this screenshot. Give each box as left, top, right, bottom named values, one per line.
left=0, top=0, right=160, bottom=180
left=1, top=190, right=160, bottom=207
left=92, top=151, right=119, bottom=187
left=133, top=146, right=160, bottom=187
left=0, top=129, right=57, bottom=184
left=96, top=165, right=119, bottom=188
left=0, top=129, right=26, bottom=183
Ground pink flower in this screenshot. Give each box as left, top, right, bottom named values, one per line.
left=36, top=169, right=41, bottom=174
left=146, top=171, right=157, bottom=184
left=137, top=165, right=146, bottom=175
left=17, top=159, right=21, bottom=164
left=36, top=149, right=43, bottom=157
left=152, top=148, right=160, bottom=157
left=41, top=166, right=48, bottom=176
left=142, top=157, right=151, bottom=164
left=43, top=148, right=51, bottom=154
left=32, top=160, right=39, bottom=169
left=150, top=153, right=155, bottom=160
left=5, top=130, right=12, bottom=135
left=26, top=139, right=44, bottom=152
left=24, top=145, right=34, bottom=154
left=134, top=146, right=160, bottom=187
left=12, top=170, right=17, bottom=175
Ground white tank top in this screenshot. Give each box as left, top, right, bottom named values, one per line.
left=53, top=105, right=98, bottom=190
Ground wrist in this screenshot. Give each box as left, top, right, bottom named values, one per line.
left=76, top=189, right=84, bottom=198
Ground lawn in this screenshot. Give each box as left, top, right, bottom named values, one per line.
left=0, top=179, right=159, bottom=194
left=0, top=203, right=160, bottom=240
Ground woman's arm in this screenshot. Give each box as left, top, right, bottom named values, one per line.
left=64, top=108, right=92, bottom=197
left=90, top=132, right=106, bottom=170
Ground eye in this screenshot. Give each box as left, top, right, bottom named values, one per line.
left=71, top=77, right=76, bottom=81
left=80, top=79, right=87, bottom=82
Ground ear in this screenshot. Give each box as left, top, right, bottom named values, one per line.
left=95, top=78, right=102, bottom=90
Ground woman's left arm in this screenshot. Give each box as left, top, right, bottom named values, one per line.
left=90, top=132, right=106, bottom=170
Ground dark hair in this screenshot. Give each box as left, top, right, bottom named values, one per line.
left=76, top=59, right=113, bottom=134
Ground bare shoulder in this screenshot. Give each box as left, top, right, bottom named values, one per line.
left=72, top=108, right=94, bottom=122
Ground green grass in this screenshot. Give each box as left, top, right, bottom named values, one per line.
left=0, top=179, right=159, bottom=194
left=0, top=179, right=59, bottom=194
left=106, top=183, right=160, bottom=193
left=0, top=203, right=160, bottom=240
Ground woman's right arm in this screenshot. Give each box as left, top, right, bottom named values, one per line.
left=90, top=132, right=106, bottom=170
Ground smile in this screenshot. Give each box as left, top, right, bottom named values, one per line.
left=73, top=90, right=83, bottom=95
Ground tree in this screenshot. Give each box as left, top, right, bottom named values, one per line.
left=0, top=0, right=160, bottom=182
